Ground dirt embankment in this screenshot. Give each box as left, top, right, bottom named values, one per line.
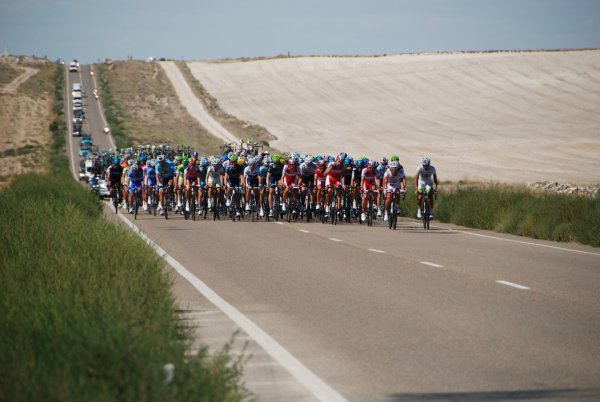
left=0, top=56, right=55, bottom=186
left=97, top=60, right=223, bottom=154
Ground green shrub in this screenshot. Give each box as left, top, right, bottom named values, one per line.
left=0, top=172, right=247, bottom=401
left=436, top=184, right=600, bottom=247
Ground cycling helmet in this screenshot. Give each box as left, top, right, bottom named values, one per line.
left=338, top=152, right=347, bottom=161
left=390, top=161, right=400, bottom=169
left=113, top=157, right=119, bottom=164
left=132, top=164, right=139, bottom=170
left=128, top=159, right=134, bottom=166
left=304, top=156, right=314, bottom=164
left=237, top=158, right=245, bottom=166
left=140, top=155, right=147, bottom=162
left=381, top=157, right=388, bottom=165
left=182, top=157, right=189, bottom=165
left=200, top=158, right=209, bottom=167
left=356, top=159, right=364, bottom=167
left=248, top=157, right=256, bottom=165
left=222, top=155, right=229, bottom=161
left=367, top=160, right=375, bottom=168
left=272, top=154, right=281, bottom=163
left=328, top=155, right=335, bottom=163
left=157, top=155, right=165, bottom=162
left=421, top=157, right=431, bottom=166
left=229, top=155, right=238, bottom=163
left=148, top=160, right=155, bottom=167
left=211, top=158, right=220, bottom=166
left=390, top=155, right=399, bottom=162
left=192, top=151, right=199, bottom=158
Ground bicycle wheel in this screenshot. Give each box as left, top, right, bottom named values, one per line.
left=191, top=195, right=196, bottom=221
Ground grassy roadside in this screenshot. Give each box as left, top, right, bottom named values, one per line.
left=0, top=62, right=249, bottom=401
left=405, top=184, right=599, bottom=247
left=0, top=168, right=248, bottom=401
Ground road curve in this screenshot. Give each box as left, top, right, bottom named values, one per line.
left=159, top=61, right=238, bottom=143
left=67, top=64, right=600, bottom=402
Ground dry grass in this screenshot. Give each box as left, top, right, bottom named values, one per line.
left=0, top=56, right=54, bottom=186
left=97, top=60, right=222, bottom=154
left=0, top=59, right=21, bottom=86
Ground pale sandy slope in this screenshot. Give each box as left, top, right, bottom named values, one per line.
left=188, top=50, right=600, bottom=184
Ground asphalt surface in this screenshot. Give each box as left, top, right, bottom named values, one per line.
left=66, top=64, right=600, bottom=402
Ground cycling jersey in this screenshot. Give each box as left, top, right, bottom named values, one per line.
left=361, top=167, right=378, bottom=191
left=315, top=167, right=327, bottom=184
left=175, top=164, right=185, bottom=186
left=376, top=164, right=387, bottom=180
left=416, top=164, right=436, bottom=193
left=156, top=162, right=174, bottom=179
left=107, top=164, right=123, bottom=182
left=197, top=166, right=208, bottom=186
left=326, top=162, right=344, bottom=187
left=282, top=163, right=299, bottom=187
left=145, top=166, right=157, bottom=186
left=267, top=162, right=283, bottom=186
left=384, top=167, right=405, bottom=189
left=128, top=168, right=144, bottom=190
left=299, top=162, right=316, bottom=186
left=225, top=164, right=242, bottom=187
left=206, top=164, right=223, bottom=186
left=244, top=164, right=260, bottom=186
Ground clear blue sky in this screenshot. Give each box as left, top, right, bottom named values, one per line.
left=1, top=0, right=599, bottom=63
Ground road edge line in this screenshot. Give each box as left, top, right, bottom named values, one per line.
left=116, top=214, right=348, bottom=402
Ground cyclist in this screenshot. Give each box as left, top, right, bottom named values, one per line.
left=383, top=160, right=406, bottom=221
left=351, top=158, right=365, bottom=209
left=266, top=154, right=284, bottom=218
left=143, top=159, right=157, bottom=211
left=314, top=157, right=327, bottom=211
left=225, top=156, right=244, bottom=217
left=197, top=157, right=209, bottom=212
left=257, top=156, right=269, bottom=217
left=121, top=159, right=135, bottom=209
left=299, top=155, right=316, bottom=212
left=243, top=157, right=262, bottom=213
left=105, top=157, right=123, bottom=204
left=155, top=155, right=175, bottom=215
left=174, top=157, right=186, bottom=213
left=360, top=160, right=379, bottom=222
left=415, top=157, right=438, bottom=219
left=324, top=155, right=345, bottom=216
left=282, top=156, right=300, bottom=213
left=206, top=158, right=224, bottom=211
left=127, top=163, right=144, bottom=214
left=184, top=157, right=199, bottom=212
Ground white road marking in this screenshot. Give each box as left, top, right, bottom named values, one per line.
left=368, top=249, right=385, bottom=254
left=116, top=214, right=348, bottom=402
left=328, top=238, right=342, bottom=242
left=299, top=229, right=310, bottom=233
left=276, top=222, right=284, bottom=225
left=455, top=230, right=600, bottom=256
left=496, top=280, right=530, bottom=290
left=420, top=261, right=444, bottom=268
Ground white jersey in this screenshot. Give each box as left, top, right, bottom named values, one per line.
left=206, top=165, right=223, bottom=185
left=416, top=165, right=436, bottom=183
left=384, top=167, right=405, bottom=188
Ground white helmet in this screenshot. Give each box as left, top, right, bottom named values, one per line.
left=390, top=161, right=399, bottom=168
left=421, top=157, right=430, bottom=166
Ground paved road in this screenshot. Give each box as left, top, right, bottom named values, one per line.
left=66, top=64, right=600, bottom=402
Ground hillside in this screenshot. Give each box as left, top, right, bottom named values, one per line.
left=188, top=50, right=600, bottom=184
left=0, top=56, right=55, bottom=185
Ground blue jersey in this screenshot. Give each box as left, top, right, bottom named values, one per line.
left=146, top=166, right=157, bottom=185
left=128, top=168, right=144, bottom=186
left=156, top=162, right=174, bottom=179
